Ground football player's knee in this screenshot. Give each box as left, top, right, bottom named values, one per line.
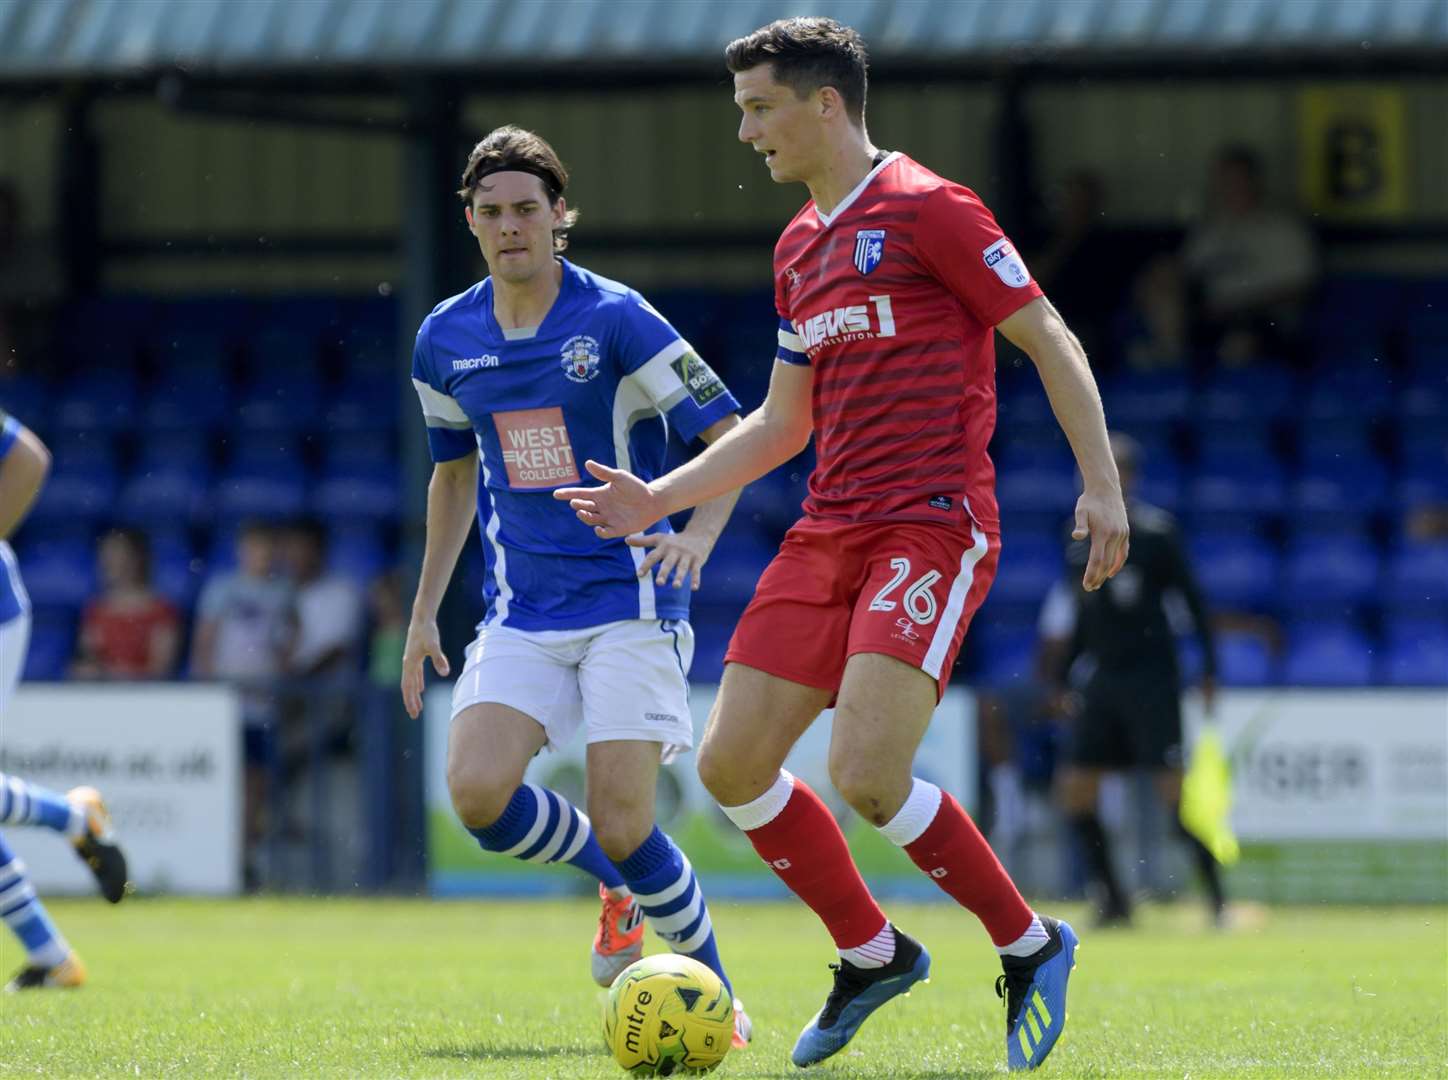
left=590, top=805, right=652, bottom=863
left=446, top=759, right=513, bottom=829
left=696, top=740, right=756, bottom=806
left=828, top=757, right=895, bottom=825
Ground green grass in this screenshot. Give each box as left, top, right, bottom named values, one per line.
left=2, top=898, right=1444, bottom=1078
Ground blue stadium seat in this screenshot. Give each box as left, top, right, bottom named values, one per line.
left=313, top=466, right=401, bottom=524
left=1189, top=462, right=1287, bottom=517
left=1380, top=622, right=1448, bottom=686
left=248, top=327, right=324, bottom=381
left=1396, top=418, right=1447, bottom=472
left=1291, top=461, right=1390, bottom=518
left=1216, top=631, right=1276, bottom=686
left=1283, top=537, right=1380, bottom=605
left=149, top=327, right=233, bottom=375
left=324, top=374, right=397, bottom=432
left=732, top=473, right=806, bottom=537
left=997, top=464, right=1077, bottom=517
left=975, top=624, right=1038, bottom=687
left=1195, top=426, right=1276, bottom=470
left=54, top=374, right=137, bottom=430
left=0, top=376, right=49, bottom=423
left=143, top=369, right=233, bottom=431
left=323, top=429, right=397, bottom=470
left=25, top=465, right=118, bottom=526
left=993, top=426, right=1072, bottom=471
left=1101, top=370, right=1190, bottom=426
left=15, top=538, right=95, bottom=610
left=1189, top=533, right=1278, bottom=611
left=138, top=430, right=212, bottom=470
left=1383, top=540, right=1448, bottom=614
left=22, top=607, right=76, bottom=681
left=1296, top=421, right=1374, bottom=469
left=328, top=524, right=388, bottom=585
left=149, top=530, right=204, bottom=607
left=992, top=534, right=1062, bottom=606
left=234, top=373, right=322, bottom=431
left=1136, top=457, right=1184, bottom=513
left=1283, top=626, right=1373, bottom=686
left=1197, top=367, right=1295, bottom=424
left=50, top=431, right=118, bottom=471
left=1303, top=367, right=1394, bottom=422
left=115, top=465, right=210, bottom=526
left=226, top=432, right=305, bottom=469
left=213, top=468, right=308, bottom=521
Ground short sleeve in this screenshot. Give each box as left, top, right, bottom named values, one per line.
left=615, top=291, right=740, bottom=444
left=914, top=184, right=1043, bottom=328
left=410, top=319, right=476, bottom=463
left=196, top=576, right=229, bottom=622
left=0, top=410, right=21, bottom=461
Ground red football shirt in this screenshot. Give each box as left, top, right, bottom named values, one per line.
left=773, top=152, right=1042, bottom=531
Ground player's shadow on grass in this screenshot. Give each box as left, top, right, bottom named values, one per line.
left=422, top=1042, right=608, bottom=1061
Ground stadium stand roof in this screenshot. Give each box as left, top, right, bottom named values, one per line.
left=1, top=0, right=1445, bottom=81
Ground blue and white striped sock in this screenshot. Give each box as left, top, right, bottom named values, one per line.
left=0, top=832, right=71, bottom=968
left=0, top=774, right=83, bottom=838
left=468, top=784, right=625, bottom=890
left=618, top=827, right=731, bottom=996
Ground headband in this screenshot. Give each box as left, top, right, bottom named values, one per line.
left=473, top=162, right=563, bottom=199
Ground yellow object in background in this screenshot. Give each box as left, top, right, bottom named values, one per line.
left=1298, top=84, right=1409, bottom=220
left=1180, top=728, right=1241, bottom=866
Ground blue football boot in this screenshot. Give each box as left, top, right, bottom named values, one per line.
left=791, top=927, right=931, bottom=1068
left=997, top=915, right=1078, bottom=1071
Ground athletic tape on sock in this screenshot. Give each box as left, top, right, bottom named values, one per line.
left=877, top=777, right=943, bottom=847
left=719, top=770, right=795, bottom=832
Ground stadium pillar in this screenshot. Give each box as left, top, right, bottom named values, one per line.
left=56, top=86, right=101, bottom=295
left=399, top=79, right=463, bottom=567
left=991, top=72, right=1043, bottom=246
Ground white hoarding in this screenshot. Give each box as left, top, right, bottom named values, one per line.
left=1185, top=690, right=1448, bottom=841
left=2, top=685, right=242, bottom=895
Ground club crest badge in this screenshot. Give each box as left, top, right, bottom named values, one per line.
left=560, top=334, right=602, bottom=383
left=853, top=229, right=886, bottom=275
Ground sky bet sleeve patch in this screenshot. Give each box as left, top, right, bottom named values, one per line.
left=671, top=351, right=726, bottom=407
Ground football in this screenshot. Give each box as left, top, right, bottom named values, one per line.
left=602, top=954, right=734, bottom=1076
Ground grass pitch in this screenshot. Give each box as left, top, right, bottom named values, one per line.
left=1, top=897, right=1444, bottom=1078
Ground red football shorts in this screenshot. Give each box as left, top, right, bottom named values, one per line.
left=725, top=515, right=1000, bottom=699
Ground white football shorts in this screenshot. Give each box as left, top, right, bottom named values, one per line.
left=450, top=618, right=696, bottom=761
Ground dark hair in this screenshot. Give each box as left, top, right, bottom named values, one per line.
left=725, top=17, right=869, bottom=126
left=458, top=125, right=579, bottom=252
left=288, top=515, right=328, bottom=552
left=1216, top=143, right=1264, bottom=183
left=102, top=526, right=151, bottom=582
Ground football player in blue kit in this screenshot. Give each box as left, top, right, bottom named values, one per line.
left=399, top=126, right=751, bottom=1047
left=0, top=409, right=129, bottom=991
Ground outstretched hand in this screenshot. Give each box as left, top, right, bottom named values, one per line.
left=553, top=460, right=664, bottom=539
left=1072, top=489, right=1130, bottom=591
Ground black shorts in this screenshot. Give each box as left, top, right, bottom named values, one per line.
left=1064, top=672, right=1183, bottom=771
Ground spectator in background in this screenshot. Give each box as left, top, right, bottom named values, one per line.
left=1181, top=144, right=1318, bottom=364
left=1030, top=170, right=1121, bottom=364
left=191, top=520, right=294, bottom=880
left=280, top=518, right=363, bottom=680
left=71, top=528, right=180, bottom=680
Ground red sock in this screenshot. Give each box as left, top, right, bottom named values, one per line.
left=904, top=791, right=1033, bottom=946
left=728, top=775, right=886, bottom=951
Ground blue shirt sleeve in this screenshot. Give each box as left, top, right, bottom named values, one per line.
left=775, top=316, right=810, bottom=366
left=410, top=319, right=476, bottom=463
left=615, top=291, right=740, bottom=444
left=0, top=411, right=21, bottom=461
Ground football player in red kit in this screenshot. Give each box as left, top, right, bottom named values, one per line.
left=557, top=17, right=1128, bottom=1072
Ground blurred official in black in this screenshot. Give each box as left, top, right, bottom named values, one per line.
left=1047, top=433, right=1226, bottom=926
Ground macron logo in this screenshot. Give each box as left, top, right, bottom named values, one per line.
left=453, top=355, right=499, bottom=371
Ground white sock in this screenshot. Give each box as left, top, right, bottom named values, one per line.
left=605, top=884, right=633, bottom=902
left=996, top=914, right=1050, bottom=957
left=718, top=770, right=795, bottom=832
left=877, top=778, right=942, bottom=847
left=840, top=922, right=895, bottom=969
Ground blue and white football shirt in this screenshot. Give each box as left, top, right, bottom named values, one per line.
left=0, top=410, right=31, bottom=627
left=411, top=259, right=740, bottom=632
